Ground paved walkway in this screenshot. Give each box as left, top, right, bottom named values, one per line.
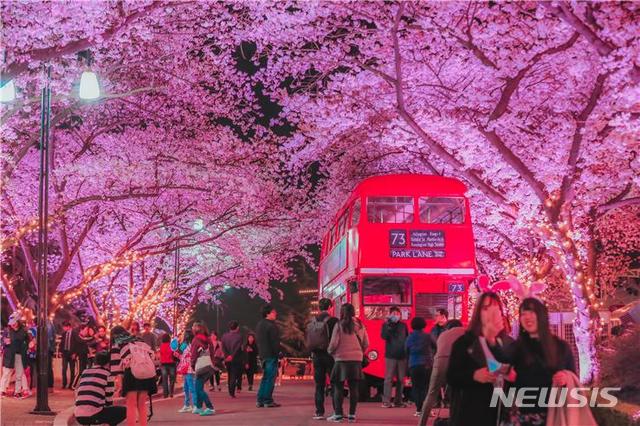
left=2, top=376, right=436, bottom=425
left=0, top=388, right=74, bottom=426
left=90, top=380, right=425, bottom=426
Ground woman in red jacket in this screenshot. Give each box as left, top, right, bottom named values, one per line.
left=159, top=333, right=177, bottom=398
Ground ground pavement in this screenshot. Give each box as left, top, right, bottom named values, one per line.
left=73, top=380, right=432, bottom=426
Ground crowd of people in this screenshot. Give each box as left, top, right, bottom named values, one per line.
left=307, top=293, right=591, bottom=426
left=0, top=312, right=55, bottom=398
left=1, top=291, right=594, bottom=425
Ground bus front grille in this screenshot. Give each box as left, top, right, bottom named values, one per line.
left=415, top=293, right=449, bottom=319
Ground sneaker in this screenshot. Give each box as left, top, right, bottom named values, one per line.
left=413, top=411, right=421, bottom=417
left=256, top=402, right=264, bottom=408
left=200, top=408, right=215, bottom=416
left=209, top=387, right=216, bottom=391
left=381, top=403, right=392, bottom=408
left=313, top=414, right=325, bottom=420
left=248, top=386, right=253, bottom=391
left=178, top=406, right=192, bottom=413
left=264, top=402, right=281, bottom=407
left=217, top=386, right=222, bottom=391
left=347, top=415, right=356, bottom=423
left=192, top=408, right=203, bottom=415
left=13, top=393, right=22, bottom=399
left=326, top=414, right=343, bottom=423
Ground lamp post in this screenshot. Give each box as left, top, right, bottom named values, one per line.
left=173, top=243, right=180, bottom=333
left=30, top=64, right=54, bottom=415
left=1, top=60, right=101, bottom=415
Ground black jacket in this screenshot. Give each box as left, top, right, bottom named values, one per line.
left=312, top=312, right=339, bottom=354
left=60, top=329, right=84, bottom=354
left=493, top=334, right=576, bottom=415
left=381, top=320, right=408, bottom=360
left=447, top=331, right=514, bottom=426
left=2, top=327, right=28, bottom=368
left=256, top=318, right=280, bottom=359
left=244, top=341, right=259, bottom=368
left=221, top=330, right=243, bottom=362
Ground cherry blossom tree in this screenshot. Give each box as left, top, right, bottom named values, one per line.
left=1, top=1, right=638, bottom=382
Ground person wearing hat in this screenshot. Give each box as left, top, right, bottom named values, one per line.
left=0, top=312, right=29, bottom=397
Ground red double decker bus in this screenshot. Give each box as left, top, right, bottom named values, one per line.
left=317, top=174, right=477, bottom=393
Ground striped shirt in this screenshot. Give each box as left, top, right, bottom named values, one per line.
left=109, top=342, right=123, bottom=375
left=74, top=366, right=114, bottom=418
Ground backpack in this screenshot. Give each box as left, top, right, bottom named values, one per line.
left=306, top=315, right=330, bottom=351
left=177, top=344, right=192, bottom=375
left=127, top=341, right=156, bottom=380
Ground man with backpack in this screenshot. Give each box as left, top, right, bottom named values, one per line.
left=305, top=298, right=338, bottom=420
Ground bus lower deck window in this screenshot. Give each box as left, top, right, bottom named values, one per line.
left=362, top=276, right=411, bottom=305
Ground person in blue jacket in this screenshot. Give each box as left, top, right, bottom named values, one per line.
left=405, top=316, right=434, bottom=416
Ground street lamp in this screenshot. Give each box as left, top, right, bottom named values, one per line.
left=2, top=61, right=101, bottom=415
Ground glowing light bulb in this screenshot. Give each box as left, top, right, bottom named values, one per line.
left=79, top=70, right=101, bottom=100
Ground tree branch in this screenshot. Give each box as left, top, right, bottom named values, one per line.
left=389, top=6, right=516, bottom=215
left=597, top=196, right=640, bottom=215
left=1, top=2, right=171, bottom=82
left=555, top=73, right=608, bottom=217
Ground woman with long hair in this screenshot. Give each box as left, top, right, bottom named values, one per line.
left=326, top=303, right=369, bottom=423
left=117, top=327, right=157, bottom=426
left=244, top=332, right=258, bottom=391
left=506, top=298, right=576, bottom=426
left=447, top=292, right=514, bottom=426
left=189, top=321, right=215, bottom=416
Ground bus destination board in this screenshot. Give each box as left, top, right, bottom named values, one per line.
left=410, top=230, right=445, bottom=248
left=390, top=249, right=446, bottom=258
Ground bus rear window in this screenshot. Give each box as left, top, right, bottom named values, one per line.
left=419, top=197, right=465, bottom=224
left=367, top=196, right=414, bottom=223
left=362, top=276, right=411, bottom=305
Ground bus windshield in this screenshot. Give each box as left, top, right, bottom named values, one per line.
left=362, top=276, right=412, bottom=305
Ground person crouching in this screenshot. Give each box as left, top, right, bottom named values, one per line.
left=74, top=351, right=126, bottom=426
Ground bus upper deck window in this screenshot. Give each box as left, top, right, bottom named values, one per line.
left=350, top=199, right=361, bottom=227
left=338, top=212, right=348, bottom=236
left=367, top=196, right=414, bottom=223
left=419, top=197, right=465, bottom=224
left=362, top=276, right=411, bottom=305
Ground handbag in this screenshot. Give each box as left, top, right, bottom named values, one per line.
left=194, top=347, right=214, bottom=377
left=355, top=329, right=370, bottom=368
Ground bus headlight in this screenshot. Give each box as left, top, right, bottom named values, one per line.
left=367, top=350, right=378, bottom=361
